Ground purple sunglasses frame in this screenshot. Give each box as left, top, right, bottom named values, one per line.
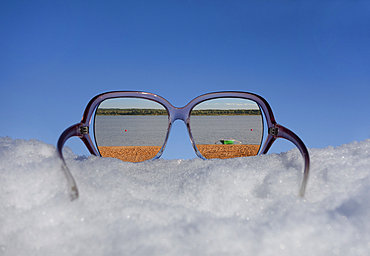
left=57, top=91, right=310, bottom=200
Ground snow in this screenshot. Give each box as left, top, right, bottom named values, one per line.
left=1, top=136, right=370, bottom=255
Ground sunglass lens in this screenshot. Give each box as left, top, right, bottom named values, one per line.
left=190, top=98, right=263, bottom=159
left=93, top=98, right=168, bottom=162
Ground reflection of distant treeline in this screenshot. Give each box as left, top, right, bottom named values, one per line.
left=96, top=108, right=261, bottom=116
left=96, top=108, right=167, bottom=115
left=191, top=109, right=261, bottom=115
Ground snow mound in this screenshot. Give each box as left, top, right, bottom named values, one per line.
left=1, top=136, right=370, bottom=255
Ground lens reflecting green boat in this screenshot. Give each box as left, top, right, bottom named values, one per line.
left=215, top=139, right=242, bottom=145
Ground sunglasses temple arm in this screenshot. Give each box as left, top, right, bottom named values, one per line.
left=57, top=123, right=83, bottom=200
left=261, top=124, right=310, bottom=197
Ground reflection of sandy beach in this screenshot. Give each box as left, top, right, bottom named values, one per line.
left=98, top=144, right=260, bottom=162
left=197, top=144, right=260, bottom=159
left=98, top=146, right=162, bottom=162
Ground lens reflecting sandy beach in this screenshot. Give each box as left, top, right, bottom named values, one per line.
left=98, top=144, right=260, bottom=162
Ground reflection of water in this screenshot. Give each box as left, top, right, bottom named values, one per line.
left=94, top=116, right=169, bottom=146
left=94, top=115, right=263, bottom=147
left=190, top=115, right=263, bottom=145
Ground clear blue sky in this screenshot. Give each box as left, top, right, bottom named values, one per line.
left=1, top=0, right=369, bottom=159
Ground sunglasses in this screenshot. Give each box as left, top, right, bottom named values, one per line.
left=57, top=91, right=310, bottom=200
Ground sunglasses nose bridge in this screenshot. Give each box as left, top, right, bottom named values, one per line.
left=169, top=107, right=189, bottom=123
